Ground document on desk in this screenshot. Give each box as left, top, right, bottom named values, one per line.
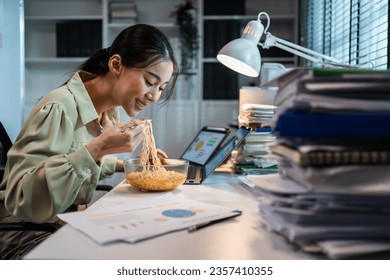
left=58, top=195, right=241, bottom=244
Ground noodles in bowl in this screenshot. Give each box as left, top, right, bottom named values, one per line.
left=124, top=120, right=189, bottom=191
left=124, top=158, right=189, bottom=191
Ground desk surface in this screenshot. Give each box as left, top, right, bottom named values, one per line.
left=24, top=173, right=320, bottom=260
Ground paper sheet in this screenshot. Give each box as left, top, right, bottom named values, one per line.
left=58, top=194, right=241, bottom=244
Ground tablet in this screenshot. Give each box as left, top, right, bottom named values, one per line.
left=180, top=126, right=230, bottom=166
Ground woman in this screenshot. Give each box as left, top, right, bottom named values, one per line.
left=0, top=24, right=178, bottom=259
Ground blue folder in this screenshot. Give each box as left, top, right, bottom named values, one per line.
left=274, top=109, right=390, bottom=138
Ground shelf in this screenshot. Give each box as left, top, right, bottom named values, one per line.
left=107, top=22, right=176, bottom=29
left=179, top=69, right=199, bottom=75
left=262, top=57, right=296, bottom=63
left=202, top=15, right=296, bottom=21
left=202, top=58, right=218, bottom=63
left=25, top=15, right=103, bottom=21
left=25, top=57, right=87, bottom=64
left=202, top=57, right=295, bottom=63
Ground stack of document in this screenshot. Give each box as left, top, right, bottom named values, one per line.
left=236, top=89, right=278, bottom=173
left=238, top=103, right=276, bottom=128
left=239, top=174, right=390, bottom=259
left=251, top=68, right=390, bottom=258
left=232, top=125, right=278, bottom=175
left=233, top=102, right=279, bottom=175
left=270, top=68, right=390, bottom=190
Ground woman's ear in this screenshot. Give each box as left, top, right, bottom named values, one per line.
left=108, top=54, right=122, bottom=76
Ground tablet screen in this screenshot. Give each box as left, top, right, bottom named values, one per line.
left=181, top=130, right=228, bottom=165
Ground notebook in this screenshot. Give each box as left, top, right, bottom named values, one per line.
left=184, top=126, right=251, bottom=184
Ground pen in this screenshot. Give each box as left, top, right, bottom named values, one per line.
left=187, top=221, right=212, bottom=233
left=187, top=210, right=242, bottom=233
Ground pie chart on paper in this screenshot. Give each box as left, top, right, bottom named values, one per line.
left=161, top=209, right=197, bottom=218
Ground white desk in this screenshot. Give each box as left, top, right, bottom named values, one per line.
left=24, top=173, right=320, bottom=260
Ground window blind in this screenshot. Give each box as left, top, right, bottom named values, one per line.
left=300, top=0, right=388, bottom=69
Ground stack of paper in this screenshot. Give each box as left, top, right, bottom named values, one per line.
left=251, top=68, right=390, bottom=258
left=233, top=87, right=279, bottom=174
left=239, top=174, right=390, bottom=259
left=238, top=103, right=276, bottom=128
left=232, top=126, right=278, bottom=175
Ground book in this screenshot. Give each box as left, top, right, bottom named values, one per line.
left=275, top=78, right=390, bottom=115
left=109, top=1, right=138, bottom=23
left=271, top=68, right=390, bottom=107
left=56, top=22, right=68, bottom=57
left=278, top=159, right=390, bottom=193
left=245, top=132, right=275, bottom=143
left=56, top=20, right=102, bottom=58
left=270, top=143, right=390, bottom=166
left=273, top=109, right=390, bottom=138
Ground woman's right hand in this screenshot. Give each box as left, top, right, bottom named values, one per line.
left=86, top=119, right=146, bottom=161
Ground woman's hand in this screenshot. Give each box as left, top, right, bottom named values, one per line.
left=153, top=148, right=169, bottom=165
left=86, top=119, right=146, bottom=161
left=156, top=148, right=168, bottom=159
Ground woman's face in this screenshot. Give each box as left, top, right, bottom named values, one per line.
left=113, top=60, right=173, bottom=117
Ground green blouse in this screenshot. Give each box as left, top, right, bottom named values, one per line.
left=0, top=71, right=117, bottom=223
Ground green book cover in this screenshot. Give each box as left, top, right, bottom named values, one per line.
left=312, top=68, right=390, bottom=77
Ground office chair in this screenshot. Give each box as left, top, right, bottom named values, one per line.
left=0, top=122, right=12, bottom=182
left=0, top=121, right=112, bottom=233
left=0, top=221, right=61, bottom=232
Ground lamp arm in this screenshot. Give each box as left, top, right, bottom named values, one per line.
left=273, top=41, right=330, bottom=65
left=260, top=32, right=355, bottom=68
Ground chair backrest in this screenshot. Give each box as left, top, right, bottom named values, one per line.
left=0, top=121, right=13, bottom=181
left=0, top=122, right=12, bottom=155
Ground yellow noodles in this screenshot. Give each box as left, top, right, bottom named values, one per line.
left=139, top=120, right=161, bottom=167
left=126, top=171, right=186, bottom=191
left=127, top=120, right=185, bottom=191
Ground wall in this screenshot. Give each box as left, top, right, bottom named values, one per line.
left=0, top=0, right=24, bottom=141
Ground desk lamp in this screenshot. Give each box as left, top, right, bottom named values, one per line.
left=217, top=12, right=359, bottom=77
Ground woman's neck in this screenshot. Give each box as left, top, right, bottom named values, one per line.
left=84, top=74, right=115, bottom=115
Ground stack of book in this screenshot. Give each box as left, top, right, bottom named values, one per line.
left=241, top=68, right=390, bottom=258
left=109, top=1, right=138, bottom=23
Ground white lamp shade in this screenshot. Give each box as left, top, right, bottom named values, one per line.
left=217, top=38, right=261, bottom=77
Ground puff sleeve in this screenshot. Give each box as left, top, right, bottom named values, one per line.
left=3, top=102, right=102, bottom=223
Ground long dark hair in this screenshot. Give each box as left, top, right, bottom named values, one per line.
left=78, top=24, right=179, bottom=101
